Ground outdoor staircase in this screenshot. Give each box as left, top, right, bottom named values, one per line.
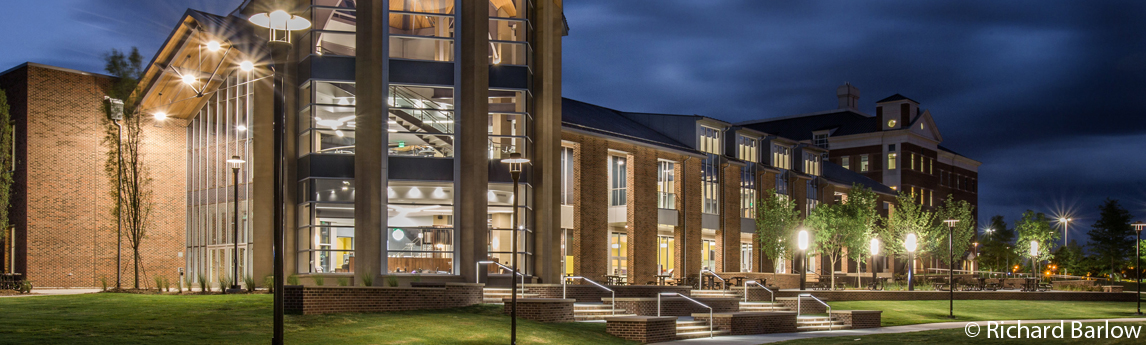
left=482, top=287, right=538, bottom=304
left=795, top=315, right=849, bottom=332
left=688, top=289, right=742, bottom=298
left=738, top=301, right=791, bottom=312
left=572, top=303, right=634, bottom=321
left=675, top=319, right=730, bottom=339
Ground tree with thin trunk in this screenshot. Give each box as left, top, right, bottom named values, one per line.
left=0, top=88, right=13, bottom=260
left=804, top=185, right=878, bottom=290
left=100, top=48, right=154, bottom=289
left=1013, top=210, right=1059, bottom=275
left=886, top=192, right=938, bottom=275
left=930, top=195, right=975, bottom=272
left=755, top=189, right=800, bottom=282
left=1086, top=198, right=1135, bottom=280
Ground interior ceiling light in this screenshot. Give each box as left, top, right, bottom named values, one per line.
left=239, top=61, right=254, bottom=72
left=181, top=74, right=196, bottom=85
left=206, top=40, right=222, bottom=52
left=236, top=124, right=247, bottom=132
left=154, top=112, right=168, bottom=121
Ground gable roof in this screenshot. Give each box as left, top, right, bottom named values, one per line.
left=562, top=98, right=701, bottom=154
left=876, top=93, right=917, bottom=103
left=737, top=110, right=878, bottom=142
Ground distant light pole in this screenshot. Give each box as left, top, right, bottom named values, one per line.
left=1132, top=221, right=1144, bottom=315
left=105, top=97, right=124, bottom=290
left=972, top=242, right=979, bottom=273
left=1030, top=240, right=1040, bottom=279
left=249, top=9, right=310, bottom=345
left=906, top=233, right=918, bottom=291
left=1058, top=217, right=1072, bottom=248
left=798, top=229, right=809, bottom=290
left=226, top=156, right=245, bottom=293
left=502, top=152, right=530, bottom=345
left=870, top=238, right=880, bottom=290
left=944, top=219, right=959, bottom=319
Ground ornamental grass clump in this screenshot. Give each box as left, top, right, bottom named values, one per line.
left=361, top=275, right=374, bottom=287
left=337, top=277, right=349, bottom=286
left=197, top=273, right=209, bottom=293
left=313, top=276, right=325, bottom=286
left=244, top=275, right=257, bottom=293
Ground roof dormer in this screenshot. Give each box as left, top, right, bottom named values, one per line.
left=876, top=94, right=919, bottom=131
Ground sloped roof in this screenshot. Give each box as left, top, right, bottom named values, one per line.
left=562, top=98, right=700, bottom=154
left=876, top=93, right=917, bottom=103
left=738, top=110, right=878, bottom=142
left=822, top=161, right=896, bottom=195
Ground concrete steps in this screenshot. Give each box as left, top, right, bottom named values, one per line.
left=675, top=320, right=730, bottom=339
left=689, top=289, right=742, bottom=298
left=738, top=301, right=791, bottom=312
left=573, top=303, right=634, bottom=321
left=796, top=315, right=849, bottom=331
left=482, top=288, right=537, bottom=304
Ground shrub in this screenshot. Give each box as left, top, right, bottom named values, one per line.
left=244, top=275, right=256, bottom=293
left=412, top=273, right=421, bottom=282
left=313, top=275, right=325, bottom=286
left=219, top=275, right=233, bottom=293
left=182, top=275, right=191, bottom=293
left=197, top=273, right=209, bottom=292
left=100, top=276, right=108, bottom=291
left=153, top=276, right=165, bottom=293
left=287, top=274, right=300, bottom=286
left=18, top=280, right=32, bottom=294
left=264, top=275, right=275, bottom=293
left=361, top=275, right=374, bottom=287
left=337, top=277, right=349, bottom=286
left=386, top=275, right=399, bottom=287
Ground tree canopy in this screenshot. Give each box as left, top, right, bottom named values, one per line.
left=1013, top=210, right=1059, bottom=266
left=804, top=185, right=880, bottom=289
left=755, top=188, right=800, bottom=274
left=1085, top=198, right=1135, bottom=279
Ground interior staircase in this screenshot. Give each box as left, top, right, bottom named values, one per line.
left=795, top=315, right=849, bottom=331
left=572, top=303, right=634, bottom=321
left=481, top=287, right=538, bottom=304
left=675, top=318, right=730, bottom=339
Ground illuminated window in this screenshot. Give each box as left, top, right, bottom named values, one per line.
left=888, top=153, right=897, bottom=170
left=860, top=155, right=869, bottom=172
left=772, top=145, right=791, bottom=170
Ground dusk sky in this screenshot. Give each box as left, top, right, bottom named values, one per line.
left=2, top=0, right=1144, bottom=241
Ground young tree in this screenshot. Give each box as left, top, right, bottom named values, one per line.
left=804, top=185, right=878, bottom=290
left=0, top=89, right=12, bottom=254
left=886, top=192, right=938, bottom=274
left=931, top=195, right=976, bottom=272
left=1013, top=210, right=1059, bottom=274
left=978, top=215, right=1017, bottom=272
left=755, top=189, right=800, bottom=281
left=101, top=48, right=154, bottom=289
left=1086, top=198, right=1135, bottom=280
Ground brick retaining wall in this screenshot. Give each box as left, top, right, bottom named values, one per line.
left=776, top=297, right=827, bottom=314
left=606, top=316, right=678, bottom=343
left=692, top=311, right=798, bottom=335
left=608, top=297, right=739, bottom=316
left=771, top=290, right=1135, bottom=302
left=284, top=283, right=483, bottom=315
left=524, top=284, right=692, bottom=302
left=831, top=310, right=882, bottom=329
left=503, top=298, right=574, bottom=323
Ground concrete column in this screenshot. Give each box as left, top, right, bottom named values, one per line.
left=577, top=137, right=608, bottom=282
left=250, top=66, right=275, bottom=281
left=715, top=164, right=741, bottom=273
left=353, top=0, right=385, bottom=282
left=676, top=158, right=702, bottom=280
left=457, top=0, right=490, bottom=283
left=530, top=0, right=564, bottom=284
left=626, top=147, right=657, bottom=285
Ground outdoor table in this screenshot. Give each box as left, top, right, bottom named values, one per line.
left=974, top=277, right=987, bottom=291
left=655, top=275, right=671, bottom=286
left=730, top=276, right=745, bottom=287
left=605, top=275, right=621, bottom=285
left=1023, top=278, right=1039, bottom=292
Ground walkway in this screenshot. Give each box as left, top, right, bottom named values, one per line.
left=655, top=317, right=1146, bottom=344
left=0, top=289, right=101, bottom=298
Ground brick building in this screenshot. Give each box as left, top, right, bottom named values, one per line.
left=1, top=1, right=978, bottom=289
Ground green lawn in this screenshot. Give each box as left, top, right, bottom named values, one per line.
left=0, top=293, right=633, bottom=345
left=829, top=300, right=1146, bottom=326
left=777, top=321, right=1146, bottom=344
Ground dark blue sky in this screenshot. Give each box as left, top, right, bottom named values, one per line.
left=2, top=1, right=1144, bottom=240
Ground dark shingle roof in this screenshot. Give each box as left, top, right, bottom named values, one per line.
left=822, top=162, right=896, bottom=195
left=738, top=110, right=878, bottom=141
left=876, top=94, right=917, bottom=103
left=562, top=98, right=699, bottom=154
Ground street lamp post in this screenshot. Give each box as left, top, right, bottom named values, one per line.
left=249, top=10, right=310, bottom=345
left=1132, top=221, right=1144, bottom=315
left=798, top=229, right=809, bottom=291
left=944, top=219, right=959, bottom=319
left=502, top=152, right=530, bottom=345
left=227, top=156, right=245, bottom=293
left=972, top=242, right=978, bottom=273
left=1059, top=217, right=1072, bottom=248
left=870, top=238, right=880, bottom=290
left=1030, top=240, right=1039, bottom=279
left=906, top=233, right=917, bottom=291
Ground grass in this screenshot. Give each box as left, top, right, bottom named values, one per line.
left=0, top=293, right=633, bottom=345
left=829, top=300, right=1146, bottom=326
left=777, top=321, right=1146, bottom=344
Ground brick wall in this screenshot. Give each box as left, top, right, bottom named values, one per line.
left=12, top=65, right=185, bottom=287
left=503, top=298, right=574, bottom=322
left=610, top=297, right=739, bottom=316
left=283, top=283, right=483, bottom=314
left=777, top=297, right=827, bottom=314
left=568, top=133, right=608, bottom=282
left=626, top=146, right=657, bottom=285
left=831, top=310, right=882, bottom=329
left=605, top=316, right=677, bottom=343
left=693, top=311, right=798, bottom=335
left=715, top=164, right=740, bottom=272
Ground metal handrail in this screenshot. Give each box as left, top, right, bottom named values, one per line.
left=476, top=261, right=525, bottom=287
left=658, top=293, right=713, bottom=338
left=699, top=269, right=726, bottom=289
left=563, top=276, right=616, bottom=316
left=797, top=293, right=833, bottom=331
left=743, top=280, right=774, bottom=304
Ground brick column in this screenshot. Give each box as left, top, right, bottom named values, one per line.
left=715, top=164, right=741, bottom=272
left=577, top=136, right=608, bottom=282
left=626, top=147, right=657, bottom=285
left=676, top=158, right=702, bottom=280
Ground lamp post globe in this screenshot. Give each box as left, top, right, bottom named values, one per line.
left=501, top=152, right=529, bottom=345
left=906, top=233, right=917, bottom=291
left=798, top=229, right=809, bottom=290
left=249, top=9, right=309, bottom=345
left=869, top=238, right=879, bottom=290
